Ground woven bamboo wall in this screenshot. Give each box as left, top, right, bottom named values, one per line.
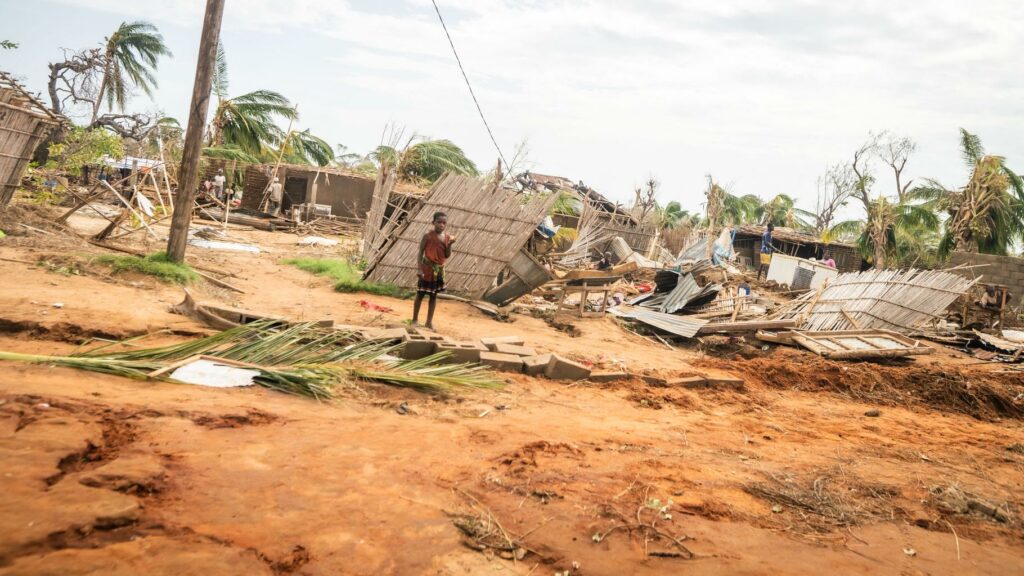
left=0, top=78, right=58, bottom=209
left=364, top=173, right=558, bottom=297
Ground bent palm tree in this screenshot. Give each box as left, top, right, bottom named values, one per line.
left=208, top=89, right=294, bottom=155
left=372, top=138, right=478, bottom=184
left=912, top=129, right=1024, bottom=256
left=91, top=21, right=172, bottom=122
left=757, top=194, right=815, bottom=230
left=205, top=43, right=329, bottom=167
left=827, top=196, right=939, bottom=268
left=277, top=129, right=334, bottom=166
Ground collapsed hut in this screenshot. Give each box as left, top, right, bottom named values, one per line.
left=363, top=173, right=558, bottom=297
left=0, top=71, right=60, bottom=210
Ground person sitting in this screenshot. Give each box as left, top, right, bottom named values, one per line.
left=597, top=251, right=613, bottom=271
left=822, top=252, right=837, bottom=268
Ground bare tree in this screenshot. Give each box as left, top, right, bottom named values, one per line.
left=44, top=47, right=157, bottom=141
left=632, top=176, right=658, bottom=224
left=876, top=131, right=917, bottom=202
left=814, top=162, right=856, bottom=236
left=47, top=48, right=102, bottom=116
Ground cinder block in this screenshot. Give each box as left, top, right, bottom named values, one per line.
left=366, top=328, right=409, bottom=342
left=545, top=354, right=591, bottom=381
left=479, top=351, right=524, bottom=372
left=436, top=341, right=486, bottom=364
left=400, top=333, right=445, bottom=360
left=703, top=375, right=745, bottom=390
left=481, top=335, right=526, bottom=350
left=521, top=354, right=552, bottom=376
left=493, top=343, right=537, bottom=357
left=669, top=376, right=709, bottom=389
left=589, top=371, right=629, bottom=383
left=641, top=374, right=668, bottom=386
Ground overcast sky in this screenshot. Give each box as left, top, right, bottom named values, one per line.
left=2, top=0, right=1021, bottom=217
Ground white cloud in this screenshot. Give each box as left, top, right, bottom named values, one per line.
left=35, top=0, right=1024, bottom=211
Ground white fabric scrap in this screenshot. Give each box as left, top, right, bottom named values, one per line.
left=298, top=236, right=340, bottom=247
left=1001, top=330, right=1024, bottom=344
left=188, top=238, right=261, bottom=253
left=170, top=359, right=260, bottom=388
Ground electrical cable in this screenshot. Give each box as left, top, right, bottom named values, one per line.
left=430, top=0, right=508, bottom=171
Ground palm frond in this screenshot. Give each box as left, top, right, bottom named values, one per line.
left=212, top=42, right=229, bottom=99
left=203, top=145, right=259, bottom=163
left=0, top=321, right=507, bottom=399
left=959, top=128, right=985, bottom=169
left=824, top=219, right=864, bottom=243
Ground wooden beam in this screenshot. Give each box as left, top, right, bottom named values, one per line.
left=166, top=0, right=226, bottom=262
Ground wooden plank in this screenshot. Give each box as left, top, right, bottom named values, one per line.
left=791, top=329, right=934, bottom=359
left=697, top=319, right=798, bottom=334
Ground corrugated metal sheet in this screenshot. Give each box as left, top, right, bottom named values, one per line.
left=655, top=273, right=700, bottom=313
left=609, top=306, right=709, bottom=338
left=676, top=238, right=708, bottom=263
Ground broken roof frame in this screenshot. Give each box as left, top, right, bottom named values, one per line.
left=363, top=172, right=559, bottom=297
left=771, top=267, right=979, bottom=333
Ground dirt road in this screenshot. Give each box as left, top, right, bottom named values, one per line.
left=1, top=209, right=1022, bottom=575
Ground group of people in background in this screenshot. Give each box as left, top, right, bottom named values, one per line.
left=201, top=168, right=243, bottom=208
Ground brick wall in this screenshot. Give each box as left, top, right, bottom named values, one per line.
left=947, top=252, right=1024, bottom=292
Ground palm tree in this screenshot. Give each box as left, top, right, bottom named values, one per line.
left=205, top=44, right=293, bottom=160
left=654, top=201, right=700, bottom=230
left=91, top=21, right=172, bottom=123
left=827, top=196, right=939, bottom=269
left=912, top=129, right=1024, bottom=256
left=207, top=89, right=295, bottom=156
left=276, top=129, right=334, bottom=166
left=757, top=194, right=815, bottom=230
left=371, top=138, right=478, bottom=184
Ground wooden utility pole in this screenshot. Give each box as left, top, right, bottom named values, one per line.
left=166, top=0, right=226, bottom=262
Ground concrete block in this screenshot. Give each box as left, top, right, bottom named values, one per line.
left=479, top=351, right=524, bottom=372
left=589, top=371, right=629, bottom=383
left=545, top=354, right=591, bottom=381
left=400, top=333, right=445, bottom=360
left=669, top=376, right=709, bottom=389
left=640, top=374, right=669, bottom=386
left=703, top=375, right=745, bottom=390
left=366, top=328, right=409, bottom=342
left=493, top=343, right=537, bottom=357
left=481, top=335, right=526, bottom=351
left=522, top=354, right=552, bottom=376
left=436, top=341, right=486, bottom=364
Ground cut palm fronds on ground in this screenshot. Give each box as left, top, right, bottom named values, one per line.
left=0, top=321, right=503, bottom=399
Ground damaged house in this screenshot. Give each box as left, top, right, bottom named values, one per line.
left=522, top=172, right=658, bottom=259
left=732, top=225, right=866, bottom=273
left=202, top=161, right=425, bottom=221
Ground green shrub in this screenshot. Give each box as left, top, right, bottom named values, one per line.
left=285, top=258, right=411, bottom=298
left=95, top=252, right=198, bottom=284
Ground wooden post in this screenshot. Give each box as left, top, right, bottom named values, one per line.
left=129, top=159, right=139, bottom=192
left=157, top=134, right=174, bottom=210
left=166, top=0, right=226, bottom=263
left=259, top=111, right=296, bottom=212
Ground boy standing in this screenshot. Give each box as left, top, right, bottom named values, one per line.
left=413, top=212, right=456, bottom=330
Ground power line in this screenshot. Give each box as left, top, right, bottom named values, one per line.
left=430, top=0, right=508, bottom=171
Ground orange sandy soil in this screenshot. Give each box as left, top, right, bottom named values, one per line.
left=1, top=205, right=1023, bottom=575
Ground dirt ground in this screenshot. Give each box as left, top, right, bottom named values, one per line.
left=1, top=204, right=1023, bottom=575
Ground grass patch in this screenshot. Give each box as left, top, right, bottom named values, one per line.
left=285, top=257, right=412, bottom=298
left=96, top=252, right=198, bottom=284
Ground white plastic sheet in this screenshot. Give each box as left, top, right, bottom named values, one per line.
left=170, top=359, right=260, bottom=388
